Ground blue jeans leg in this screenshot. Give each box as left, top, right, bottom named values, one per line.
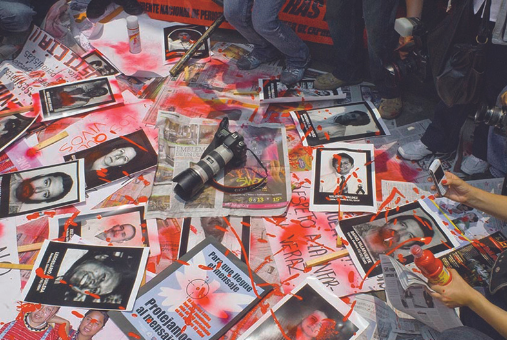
left=363, top=0, right=400, bottom=98
left=251, top=0, right=310, bottom=67
left=0, top=0, right=35, bottom=33
left=223, top=0, right=279, bottom=61
left=437, top=326, right=494, bottom=340
left=325, top=0, right=364, bottom=81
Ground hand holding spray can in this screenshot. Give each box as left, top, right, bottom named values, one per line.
left=127, top=16, right=141, bottom=54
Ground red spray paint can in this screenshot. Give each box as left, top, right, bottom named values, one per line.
left=410, top=245, right=452, bottom=285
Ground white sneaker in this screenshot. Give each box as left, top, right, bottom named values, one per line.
left=398, top=140, right=433, bottom=160
left=461, top=155, right=489, bottom=175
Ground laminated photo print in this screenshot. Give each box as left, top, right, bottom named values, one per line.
left=22, top=240, right=149, bottom=310
left=258, top=78, right=346, bottom=104
left=82, top=49, right=120, bottom=76
left=311, top=144, right=376, bottom=213
left=0, top=160, right=85, bottom=218
left=164, top=24, right=210, bottom=62
left=337, top=200, right=459, bottom=278
left=291, top=102, right=389, bottom=146
left=239, top=278, right=368, bottom=340
left=63, top=129, right=158, bottom=190
left=0, top=113, right=37, bottom=153
left=48, top=206, right=160, bottom=256
left=178, top=216, right=250, bottom=261
left=34, top=76, right=123, bottom=121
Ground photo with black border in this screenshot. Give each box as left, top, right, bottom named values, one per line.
left=311, top=146, right=375, bottom=212
left=109, top=238, right=272, bottom=340
left=0, top=113, right=37, bottom=153
left=0, top=160, right=85, bottom=218
left=54, top=206, right=149, bottom=247
left=22, top=240, right=149, bottom=310
left=239, top=278, right=366, bottom=340
left=63, top=129, right=158, bottom=190
left=338, top=201, right=458, bottom=278
left=291, top=102, right=387, bottom=146
left=164, top=24, right=210, bottom=62
left=39, top=77, right=116, bottom=119
left=259, top=79, right=344, bottom=104
left=178, top=216, right=250, bottom=262
left=83, top=50, right=120, bottom=76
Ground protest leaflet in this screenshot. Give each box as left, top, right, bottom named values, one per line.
left=380, top=254, right=463, bottom=332
left=239, top=277, right=368, bottom=340
left=337, top=200, right=459, bottom=279
left=258, top=79, right=346, bottom=104
left=146, top=112, right=291, bottom=218
left=110, top=237, right=272, bottom=340
left=178, top=216, right=250, bottom=261
left=164, top=24, right=210, bottom=62
left=22, top=241, right=149, bottom=310
left=0, top=160, right=86, bottom=218
left=33, top=76, right=124, bottom=121
left=291, top=102, right=389, bottom=146
left=311, top=144, right=377, bottom=213
left=63, top=129, right=158, bottom=190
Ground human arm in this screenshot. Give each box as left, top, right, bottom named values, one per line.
left=430, top=269, right=507, bottom=338
left=48, top=315, right=71, bottom=336
left=405, top=0, right=423, bottom=18
left=434, top=171, right=507, bottom=221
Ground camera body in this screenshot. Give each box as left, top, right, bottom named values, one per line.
left=173, top=118, right=247, bottom=200
left=384, top=17, right=429, bottom=87
left=475, top=103, right=507, bottom=136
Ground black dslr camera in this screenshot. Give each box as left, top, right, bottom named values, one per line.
left=173, top=117, right=247, bottom=200
left=475, top=103, right=507, bottom=136
left=384, top=17, right=429, bottom=87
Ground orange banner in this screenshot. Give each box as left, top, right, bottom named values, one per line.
left=139, top=0, right=332, bottom=45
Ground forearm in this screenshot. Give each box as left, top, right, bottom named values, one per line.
left=405, top=0, right=423, bottom=18
left=468, top=291, right=507, bottom=338
left=463, top=187, right=507, bottom=221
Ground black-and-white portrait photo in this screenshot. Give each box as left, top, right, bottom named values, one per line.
left=241, top=280, right=363, bottom=340
left=178, top=216, right=250, bottom=261
left=0, top=160, right=85, bottom=217
left=63, top=129, right=158, bottom=190
left=164, top=25, right=209, bottom=62
left=339, top=201, right=458, bottom=278
left=52, top=206, right=148, bottom=247
left=39, top=77, right=116, bottom=119
left=292, top=102, right=388, bottom=146
left=23, top=241, right=149, bottom=310
left=83, top=50, right=120, bottom=76
left=311, top=146, right=375, bottom=213
left=0, top=113, right=36, bottom=151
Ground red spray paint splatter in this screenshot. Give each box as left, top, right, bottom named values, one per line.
left=35, top=268, right=54, bottom=279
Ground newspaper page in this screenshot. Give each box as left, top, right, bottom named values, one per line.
left=311, top=144, right=377, bottom=213
left=239, top=278, right=368, bottom=340
left=109, top=237, right=272, bottom=340
left=380, top=255, right=463, bottom=332
left=337, top=199, right=459, bottom=279
left=291, top=101, right=390, bottom=146
left=258, top=78, right=346, bottom=104
left=146, top=112, right=291, bottom=218
left=381, top=178, right=507, bottom=242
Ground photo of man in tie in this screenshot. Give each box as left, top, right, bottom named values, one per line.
left=319, top=152, right=366, bottom=195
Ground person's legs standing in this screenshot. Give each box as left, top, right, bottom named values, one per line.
left=363, top=0, right=402, bottom=119
left=314, top=0, right=364, bottom=90
left=224, top=0, right=280, bottom=70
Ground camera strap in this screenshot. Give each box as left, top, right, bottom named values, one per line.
left=209, top=148, right=268, bottom=194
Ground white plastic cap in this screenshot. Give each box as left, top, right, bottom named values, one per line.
left=394, top=17, right=414, bottom=37
left=126, top=16, right=139, bottom=29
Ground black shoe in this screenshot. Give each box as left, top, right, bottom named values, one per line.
left=87, top=0, right=112, bottom=19
left=114, top=0, right=143, bottom=15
